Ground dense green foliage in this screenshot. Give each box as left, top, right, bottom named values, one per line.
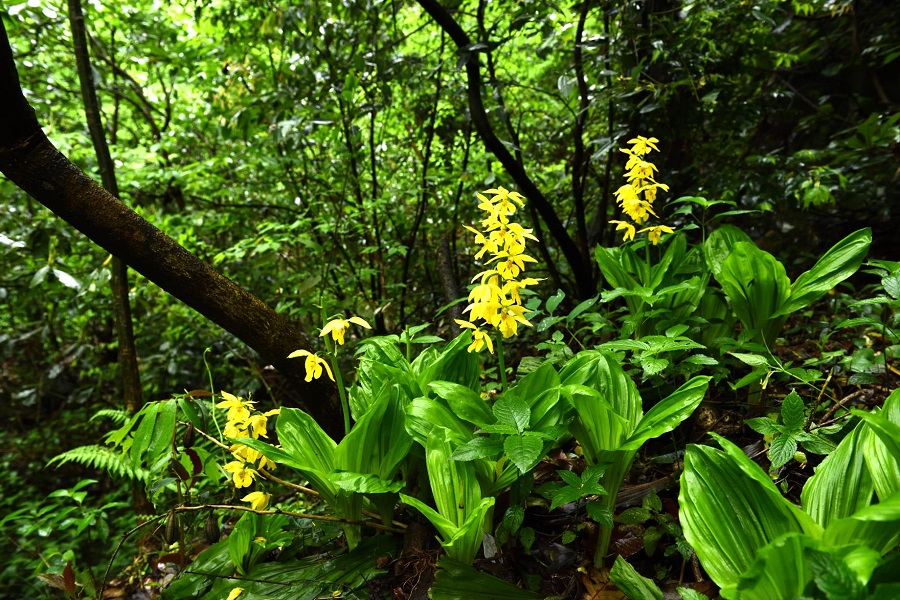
left=1, top=0, right=898, bottom=597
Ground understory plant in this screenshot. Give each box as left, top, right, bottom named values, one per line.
left=679, top=389, right=900, bottom=599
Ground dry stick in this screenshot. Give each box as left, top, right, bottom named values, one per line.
left=816, top=388, right=877, bottom=427
left=174, top=504, right=405, bottom=533
left=805, top=369, right=834, bottom=431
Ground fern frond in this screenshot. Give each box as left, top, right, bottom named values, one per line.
left=90, top=408, right=130, bottom=424
left=48, top=445, right=148, bottom=482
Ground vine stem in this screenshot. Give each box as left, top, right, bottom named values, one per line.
left=323, top=335, right=351, bottom=435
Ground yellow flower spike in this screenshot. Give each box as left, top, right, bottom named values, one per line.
left=319, top=316, right=372, bottom=346
left=224, top=460, right=257, bottom=488
left=216, top=391, right=253, bottom=424
left=242, top=491, right=271, bottom=511
left=627, top=135, right=660, bottom=155
left=454, top=319, right=495, bottom=354
left=610, top=220, right=637, bottom=242
left=287, top=349, right=335, bottom=382
left=638, top=225, right=675, bottom=245
left=226, top=588, right=244, bottom=600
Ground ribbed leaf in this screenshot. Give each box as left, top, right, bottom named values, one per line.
left=621, top=376, right=710, bottom=451
left=703, top=224, right=753, bottom=277
left=609, top=555, right=663, bottom=600
left=801, top=421, right=873, bottom=528
left=823, top=490, right=900, bottom=554
left=405, top=397, right=472, bottom=447
left=778, top=228, right=871, bottom=316
left=430, top=381, right=495, bottom=428
left=679, top=435, right=819, bottom=589
left=716, top=242, right=791, bottom=344
left=425, top=427, right=481, bottom=529
left=729, top=533, right=813, bottom=600
left=440, top=497, right=495, bottom=564
left=861, top=390, right=900, bottom=501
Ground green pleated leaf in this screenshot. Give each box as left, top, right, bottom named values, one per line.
left=328, top=471, right=403, bottom=494
left=679, top=435, right=819, bottom=590
left=493, top=394, right=531, bottom=433
left=425, top=427, right=481, bottom=529
left=609, top=555, right=663, bottom=600
left=778, top=228, right=871, bottom=316
left=823, top=490, right=900, bottom=554
left=716, top=242, right=791, bottom=343
left=859, top=392, right=900, bottom=501
left=276, top=407, right=336, bottom=473
left=430, top=381, right=495, bottom=428
left=440, top=497, right=495, bottom=565
left=729, top=533, right=814, bottom=600
left=405, top=397, right=473, bottom=447
left=400, top=493, right=458, bottom=543
left=621, top=376, right=710, bottom=451
left=801, top=421, right=873, bottom=528
left=703, top=224, right=753, bottom=277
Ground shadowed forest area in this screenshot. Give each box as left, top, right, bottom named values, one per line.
left=1, top=0, right=899, bottom=598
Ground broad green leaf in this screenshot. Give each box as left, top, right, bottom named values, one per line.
left=745, top=417, right=780, bottom=435
left=451, top=436, right=503, bottom=462
left=703, top=224, right=753, bottom=277
left=146, top=399, right=177, bottom=468
left=276, top=408, right=336, bottom=474
left=729, top=533, right=813, bottom=600
left=609, top=555, right=663, bottom=600
left=503, top=433, right=543, bottom=473
left=780, top=391, right=806, bottom=431
left=400, top=493, right=458, bottom=542
left=768, top=434, right=798, bottom=469
left=440, top=497, right=495, bottom=564
left=493, top=394, right=530, bottom=433
left=328, top=472, right=403, bottom=494
left=621, top=376, right=710, bottom=451
left=425, top=427, right=482, bottom=529
left=405, top=397, right=472, bottom=447
left=777, top=228, right=871, bottom=316
left=801, top=421, right=873, bottom=528
left=716, top=242, right=791, bottom=344
left=545, top=289, right=565, bottom=315
left=130, top=402, right=160, bottom=468
left=228, top=511, right=256, bottom=575
left=863, top=389, right=900, bottom=501
left=679, top=435, right=819, bottom=590
left=823, top=490, right=900, bottom=554
left=430, top=381, right=494, bottom=428
left=729, top=352, right=770, bottom=368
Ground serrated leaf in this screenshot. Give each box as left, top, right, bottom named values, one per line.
left=768, top=433, right=798, bottom=468
left=746, top=417, right=781, bottom=435
left=587, top=501, right=613, bottom=528
left=451, top=436, right=503, bottom=461
left=493, top=394, right=531, bottom=432
left=558, top=470, right=582, bottom=486
left=502, top=505, right=524, bottom=535
left=780, top=391, right=806, bottom=431
left=504, top=433, right=543, bottom=473
left=617, top=507, right=652, bottom=525
left=640, top=356, right=669, bottom=377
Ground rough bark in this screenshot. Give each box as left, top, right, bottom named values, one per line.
left=0, top=20, right=342, bottom=438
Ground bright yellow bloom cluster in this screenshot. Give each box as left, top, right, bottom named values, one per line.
left=456, top=187, right=541, bottom=351
left=611, top=135, right=675, bottom=245
left=216, top=391, right=279, bottom=501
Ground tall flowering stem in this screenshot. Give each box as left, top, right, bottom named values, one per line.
left=610, top=135, right=676, bottom=259
left=456, top=186, right=542, bottom=390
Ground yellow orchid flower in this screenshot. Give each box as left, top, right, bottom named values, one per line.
left=226, top=588, right=244, bottom=600
left=224, top=460, right=257, bottom=488
left=455, top=319, right=495, bottom=354
left=215, top=391, right=253, bottom=424
left=241, top=491, right=271, bottom=511
left=610, top=220, right=637, bottom=242
left=319, top=316, right=371, bottom=346
left=287, top=349, right=335, bottom=382
left=638, top=224, right=675, bottom=245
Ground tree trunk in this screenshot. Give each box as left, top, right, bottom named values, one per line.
left=67, top=0, right=144, bottom=414
left=0, top=20, right=343, bottom=439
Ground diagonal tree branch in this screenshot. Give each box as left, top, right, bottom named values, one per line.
left=0, top=20, right=343, bottom=438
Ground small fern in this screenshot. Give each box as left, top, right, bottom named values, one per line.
left=48, top=445, right=149, bottom=482
left=89, top=408, right=130, bottom=425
